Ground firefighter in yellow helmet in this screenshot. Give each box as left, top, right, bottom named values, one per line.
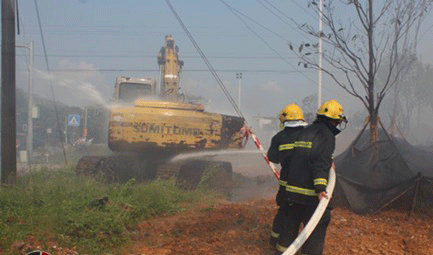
left=278, top=104, right=308, bottom=129
left=270, top=99, right=347, bottom=255
left=267, top=103, right=308, bottom=250
left=316, top=99, right=348, bottom=131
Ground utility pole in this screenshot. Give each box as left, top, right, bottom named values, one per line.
left=83, top=108, right=88, bottom=138
left=236, top=72, right=242, bottom=111
left=16, top=41, right=34, bottom=164
left=64, top=116, right=68, bottom=145
left=317, top=0, right=323, bottom=109
left=1, top=0, right=17, bottom=184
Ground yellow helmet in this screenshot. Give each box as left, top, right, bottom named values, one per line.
left=279, top=103, right=305, bottom=123
left=317, top=99, right=346, bottom=121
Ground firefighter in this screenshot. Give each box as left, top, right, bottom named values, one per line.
left=267, top=103, right=308, bottom=250
left=273, top=99, right=347, bottom=255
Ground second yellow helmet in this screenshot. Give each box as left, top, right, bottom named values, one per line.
left=316, top=99, right=345, bottom=120
left=279, top=103, right=305, bottom=123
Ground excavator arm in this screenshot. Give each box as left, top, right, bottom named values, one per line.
left=157, top=35, right=184, bottom=101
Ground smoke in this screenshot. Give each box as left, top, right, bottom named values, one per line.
left=181, top=76, right=239, bottom=115
left=31, top=59, right=111, bottom=108
left=258, top=81, right=285, bottom=94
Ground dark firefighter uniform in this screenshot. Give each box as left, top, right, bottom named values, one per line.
left=270, top=115, right=341, bottom=255
left=268, top=125, right=305, bottom=249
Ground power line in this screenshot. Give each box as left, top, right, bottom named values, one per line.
left=34, top=0, right=49, bottom=71
left=218, top=0, right=318, bottom=87
left=287, top=0, right=317, bottom=20
left=255, top=0, right=302, bottom=36
left=16, top=54, right=299, bottom=60
left=219, top=0, right=289, bottom=58
left=258, top=0, right=316, bottom=39
left=166, top=0, right=244, bottom=120
left=48, top=68, right=314, bottom=73
left=34, top=0, right=68, bottom=165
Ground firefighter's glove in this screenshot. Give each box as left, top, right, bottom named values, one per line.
left=318, top=191, right=328, bottom=201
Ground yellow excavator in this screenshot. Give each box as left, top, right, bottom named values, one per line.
left=76, top=35, right=245, bottom=190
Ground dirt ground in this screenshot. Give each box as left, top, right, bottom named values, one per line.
left=12, top=195, right=433, bottom=255
left=126, top=196, right=433, bottom=255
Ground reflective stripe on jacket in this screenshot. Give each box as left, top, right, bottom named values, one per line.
left=267, top=126, right=304, bottom=166
left=279, top=117, right=339, bottom=206
left=267, top=126, right=304, bottom=206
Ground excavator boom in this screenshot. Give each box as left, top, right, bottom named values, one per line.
left=157, top=35, right=183, bottom=101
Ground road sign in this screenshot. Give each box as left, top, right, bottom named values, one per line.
left=68, top=114, right=80, bottom=127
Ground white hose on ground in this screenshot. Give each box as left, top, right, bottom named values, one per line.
left=282, top=166, right=336, bottom=255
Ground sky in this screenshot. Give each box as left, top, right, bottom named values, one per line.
left=12, top=0, right=433, bottom=144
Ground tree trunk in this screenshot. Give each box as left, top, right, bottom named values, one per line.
left=390, top=83, right=399, bottom=136
left=369, top=109, right=379, bottom=161
left=367, top=0, right=378, bottom=145
left=370, top=112, right=379, bottom=144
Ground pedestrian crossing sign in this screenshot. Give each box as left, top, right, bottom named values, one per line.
left=68, top=114, right=80, bottom=126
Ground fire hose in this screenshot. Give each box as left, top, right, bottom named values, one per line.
left=242, top=127, right=280, bottom=180
left=283, top=165, right=335, bottom=255
left=245, top=127, right=336, bottom=255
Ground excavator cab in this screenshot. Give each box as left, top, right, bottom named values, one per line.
left=114, top=76, right=157, bottom=103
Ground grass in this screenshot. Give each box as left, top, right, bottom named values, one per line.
left=0, top=167, right=221, bottom=255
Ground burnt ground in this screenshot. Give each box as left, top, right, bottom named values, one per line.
left=128, top=205, right=433, bottom=255
left=124, top=174, right=433, bottom=255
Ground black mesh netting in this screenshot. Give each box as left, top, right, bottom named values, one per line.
left=333, top=128, right=433, bottom=215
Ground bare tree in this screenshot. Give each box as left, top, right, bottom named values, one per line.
left=383, top=57, right=420, bottom=136
left=290, top=0, right=432, bottom=143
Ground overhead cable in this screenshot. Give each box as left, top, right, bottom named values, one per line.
left=34, top=0, right=68, bottom=165
left=165, top=0, right=244, bottom=120
left=218, top=0, right=318, bottom=86
left=18, top=54, right=299, bottom=60
left=48, top=68, right=315, bottom=73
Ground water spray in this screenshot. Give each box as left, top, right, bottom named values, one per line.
left=35, top=69, right=109, bottom=108
left=170, top=149, right=262, bottom=162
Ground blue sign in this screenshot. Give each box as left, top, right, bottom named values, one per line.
left=68, top=114, right=80, bottom=127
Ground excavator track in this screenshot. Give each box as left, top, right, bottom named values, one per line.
left=76, top=155, right=234, bottom=198
left=76, top=156, right=103, bottom=176
left=75, top=154, right=157, bottom=182
left=156, top=161, right=183, bottom=180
